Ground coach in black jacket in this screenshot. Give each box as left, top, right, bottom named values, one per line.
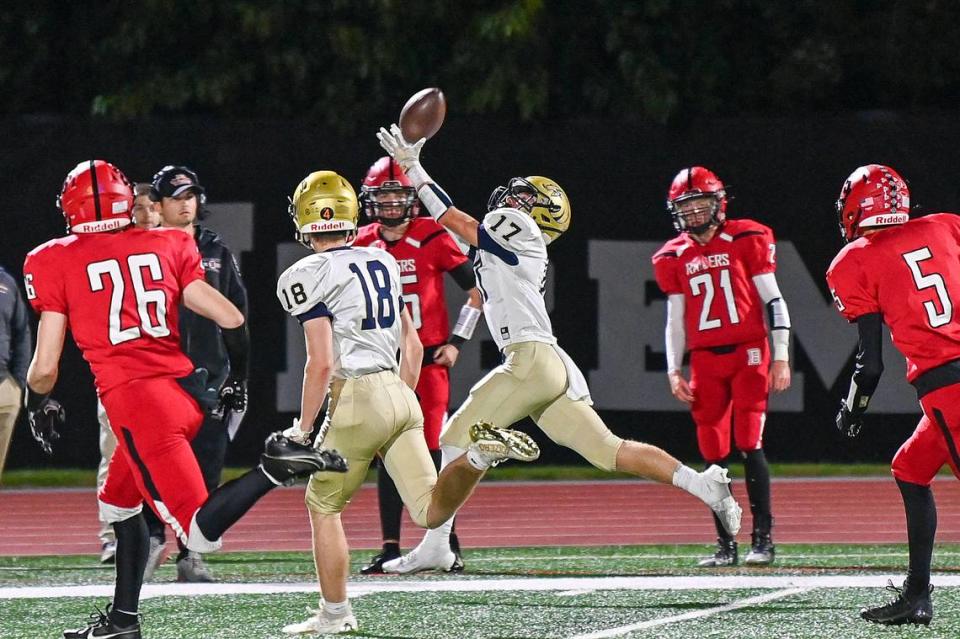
left=0, top=265, right=31, bottom=483
left=150, top=165, right=249, bottom=582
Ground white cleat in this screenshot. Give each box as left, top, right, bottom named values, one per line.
left=702, top=465, right=742, bottom=537
left=281, top=609, right=358, bottom=635
left=467, top=422, right=540, bottom=467
left=382, top=543, right=458, bottom=575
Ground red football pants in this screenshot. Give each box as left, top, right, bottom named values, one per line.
left=415, top=363, right=450, bottom=450
left=98, top=377, right=206, bottom=543
left=689, top=338, right=769, bottom=461
left=892, top=383, right=960, bottom=485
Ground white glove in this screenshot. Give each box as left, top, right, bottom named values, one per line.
left=281, top=417, right=312, bottom=445
left=377, top=124, right=425, bottom=172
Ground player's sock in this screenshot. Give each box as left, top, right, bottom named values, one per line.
left=704, top=461, right=733, bottom=541
left=897, top=478, right=937, bottom=597
left=431, top=449, right=460, bottom=548
left=742, top=450, right=772, bottom=533
left=377, top=459, right=404, bottom=543
left=176, top=539, right=189, bottom=562
left=111, top=513, right=148, bottom=624
left=382, top=541, right=401, bottom=557
left=194, top=468, right=274, bottom=541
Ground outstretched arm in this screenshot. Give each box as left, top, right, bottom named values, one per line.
left=378, top=124, right=479, bottom=246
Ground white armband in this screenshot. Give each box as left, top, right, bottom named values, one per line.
left=753, top=272, right=791, bottom=361
left=451, top=304, right=481, bottom=342
left=771, top=328, right=790, bottom=362
left=416, top=182, right=453, bottom=221
left=665, top=294, right=686, bottom=374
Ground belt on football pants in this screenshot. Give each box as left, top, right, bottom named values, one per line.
left=699, top=344, right=738, bottom=355
left=912, top=358, right=960, bottom=399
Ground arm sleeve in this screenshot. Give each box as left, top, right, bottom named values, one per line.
left=449, top=262, right=476, bottom=290
left=665, top=294, right=686, bottom=373
left=10, top=281, right=32, bottom=385
left=844, top=313, right=884, bottom=416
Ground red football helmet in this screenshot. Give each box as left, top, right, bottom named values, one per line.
left=360, top=156, right=419, bottom=227
left=666, top=166, right=727, bottom=234
left=836, top=164, right=910, bottom=242
left=57, top=160, right=134, bottom=233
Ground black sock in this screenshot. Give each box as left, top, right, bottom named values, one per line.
left=377, top=459, right=404, bottom=543
left=111, top=514, right=148, bottom=626
left=705, top=460, right=733, bottom=542
left=195, top=468, right=274, bottom=542
left=382, top=541, right=401, bottom=557
left=742, top=449, right=773, bottom=535
left=429, top=449, right=460, bottom=550
left=896, top=478, right=937, bottom=596
left=176, top=539, right=189, bottom=562
left=141, top=506, right=166, bottom=541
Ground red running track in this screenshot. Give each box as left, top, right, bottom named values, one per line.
left=1, top=479, right=959, bottom=556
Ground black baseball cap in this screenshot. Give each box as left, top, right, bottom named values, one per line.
left=151, top=165, right=206, bottom=200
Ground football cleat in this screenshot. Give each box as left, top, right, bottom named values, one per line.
left=359, top=549, right=401, bottom=575
left=141, top=536, right=167, bottom=582
left=860, top=580, right=933, bottom=626
left=259, top=432, right=348, bottom=485
left=701, top=465, right=742, bottom=536
left=176, top=551, right=215, bottom=583
left=467, top=422, right=540, bottom=467
left=698, top=539, right=738, bottom=567
left=63, top=605, right=141, bottom=638
left=382, top=542, right=459, bottom=575
left=281, top=607, right=358, bottom=635
left=99, top=540, right=117, bottom=565
left=744, top=532, right=776, bottom=566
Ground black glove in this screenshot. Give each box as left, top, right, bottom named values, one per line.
left=836, top=404, right=863, bottom=438
left=28, top=398, right=66, bottom=455
left=217, top=376, right=247, bottom=414
left=316, top=448, right=349, bottom=473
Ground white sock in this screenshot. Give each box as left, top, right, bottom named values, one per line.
left=323, top=599, right=351, bottom=616
left=672, top=464, right=710, bottom=503
left=420, top=445, right=464, bottom=547
left=466, top=449, right=492, bottom=471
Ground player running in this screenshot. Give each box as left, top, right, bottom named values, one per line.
left=375, top=124, right=743, bottom=575
left=23, top=160, right=345, bottom=639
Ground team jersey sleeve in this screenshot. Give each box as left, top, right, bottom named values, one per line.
left=478, top=208, right=543, bottom=263
left=433, top=230, right=470, bottom=273
left=173, top=232, right=206, bottom=290
left=651, top=249, right=682, bottom=295
left=277, top=257, right=334, bottom=324
left=740, top=226, right=777, bottom=276
left=826, top=252, right=878, bottom=321
left=22, top=247, right=66, bottom=314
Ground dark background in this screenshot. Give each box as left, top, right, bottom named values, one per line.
left=3, top=1, right=960, bottom=470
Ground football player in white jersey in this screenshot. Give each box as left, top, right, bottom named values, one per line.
left=377, top=125, right=744, bottom=574
left=276, top=170, right=540, bottom=635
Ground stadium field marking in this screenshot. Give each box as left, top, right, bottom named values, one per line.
left=4, top=574, right=960, bottom=600
left=464, top=550, right=949, bottom=562
left=568, top=587, right=811, bottom=638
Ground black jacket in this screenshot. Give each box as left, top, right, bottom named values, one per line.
left=180, top=227, right=248, bottom=409
left=0, top=266, right=30, bottom=387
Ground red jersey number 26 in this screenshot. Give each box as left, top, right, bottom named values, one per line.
left=87, top=253, right=170, bottom=345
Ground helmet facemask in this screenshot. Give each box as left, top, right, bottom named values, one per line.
left=361, top=181, right=418, bottom=227
left=488, top=176, right=570, bottom=243
left=668, top=192, right=725, bottom=235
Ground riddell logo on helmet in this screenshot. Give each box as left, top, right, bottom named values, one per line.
left=874, top=214, right=907, bottom=224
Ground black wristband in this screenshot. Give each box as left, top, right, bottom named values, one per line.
left=448, top=335, right=466, bottom=347
left=25, top=386, right=50, bottom=412
left=221, top=322, right=250, bottom=379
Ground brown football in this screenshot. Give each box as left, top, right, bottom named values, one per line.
left=399, top=87, right=446, bottom=143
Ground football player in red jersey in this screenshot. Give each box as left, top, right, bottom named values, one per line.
left=23, top=160, right=345, bottom=639
left=827, top=164, right=958, bottom=626
left=652, top=167, right=792, bottom=567
left=352, top=157, right=482, bottom=573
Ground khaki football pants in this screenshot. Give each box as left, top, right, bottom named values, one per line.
left=440, top=341, right=623, bottom=471
left=0, top=376, right=22, bottom=484
left=305, top=370, right=438, bottom=526
left=96, top=399, right=118, bottom=543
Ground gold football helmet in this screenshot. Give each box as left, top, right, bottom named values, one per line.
left=487, top=175, right=571, bottom=243
left=288, top=170, right=359, bottom=246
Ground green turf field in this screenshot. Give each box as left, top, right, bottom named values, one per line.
left=2, top=544, right=957, bottom=638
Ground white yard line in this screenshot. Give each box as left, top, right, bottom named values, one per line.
left=3, top=574, right=960, bottom=600
left=567, top=587, right=811, bottom=639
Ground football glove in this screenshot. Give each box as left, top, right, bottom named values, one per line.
left=28, top=398, right=65, bottom=455
left=217, top=376, right=247, bottom=414
left=281, top=418, right=312, bottom=446
left=377, top=124, right=425, bottom=171
left=836, top=404, right=863, bottom=438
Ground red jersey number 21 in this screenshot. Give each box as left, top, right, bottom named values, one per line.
left=87, top=253, right=170, bottom=345
left=690, top=269, right=740, bottom=331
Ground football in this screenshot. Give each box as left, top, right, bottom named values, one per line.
left=399, top=87, right=446, bottom=143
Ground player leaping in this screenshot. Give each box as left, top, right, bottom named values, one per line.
left=376, top=125, right=742, bottom=574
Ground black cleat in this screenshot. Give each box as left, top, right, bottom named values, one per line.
left=744, top=532, right=776, bottom=565
left=259, top=433, right=348, bottom=484
left=63, top=606, right=141, bottom=638
left=861, top=580, right=933, bottom=626
left=698, top=538, right=738, bottom=567
left=360, top=550, right=401, bottom=575
left=449, top=549, right=465, bottom=572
